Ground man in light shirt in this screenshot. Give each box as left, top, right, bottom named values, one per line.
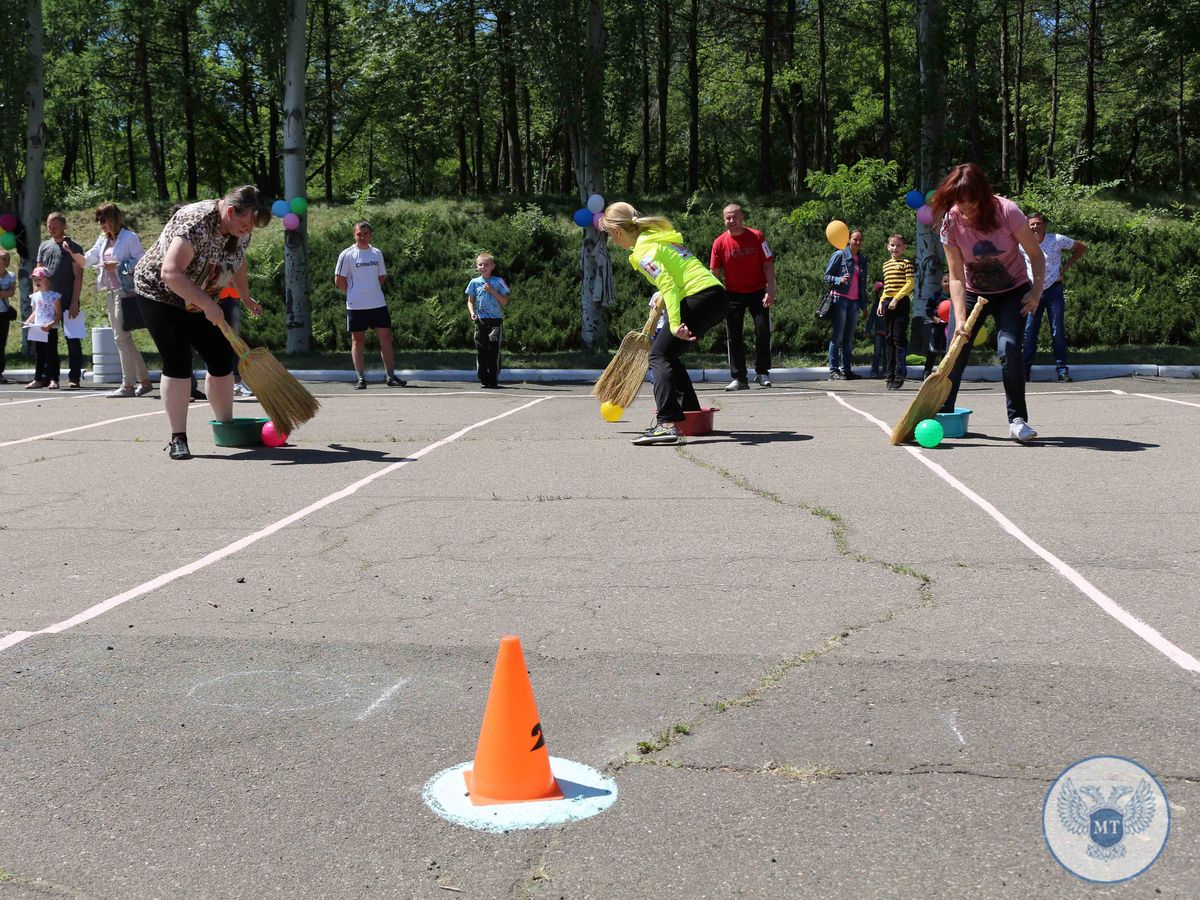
left=1021, top=211, right=1087, bottom=382
left=334, top=221, right=405, bottom=389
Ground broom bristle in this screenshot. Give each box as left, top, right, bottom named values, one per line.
left=593, top=330, right=649, bottom=399
left=594, top=333, right=652, bottom=406
left=239, top=349, right=320, bottom=436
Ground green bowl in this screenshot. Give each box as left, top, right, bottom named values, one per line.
left=210, top=417, right=270, bottom=448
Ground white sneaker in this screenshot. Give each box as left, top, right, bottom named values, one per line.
left=1009, top=418, right=1038, bottom=443
left=234, top=381, right=255, bottom=397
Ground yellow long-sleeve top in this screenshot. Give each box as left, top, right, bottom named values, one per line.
left=629, top=228, right=722, bottom=332
left=881, top=257, right=914, bottom=303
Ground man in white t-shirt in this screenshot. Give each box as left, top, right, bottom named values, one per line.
left=334, top=221, right=405, bottom=389
left=1020, top=211, right=1087, bottom=382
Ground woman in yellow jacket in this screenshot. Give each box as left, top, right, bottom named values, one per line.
left=599, top=202, right=729, bottom=446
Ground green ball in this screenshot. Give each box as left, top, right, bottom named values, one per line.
left=914, top=418, right=944, bottom=448
left=0, top=231, right=14, bottom=250
left=925, top=189, right=936, bottom=204
left=289, top=196, right=308, bottom=216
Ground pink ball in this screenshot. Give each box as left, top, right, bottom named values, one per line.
left=282, top=212, right=300, bottom=231
left=262, top=421, right=288, bottom=447
left=916, top=204, right=934, bottom=226
left=0, top=213, right=16, bottom=232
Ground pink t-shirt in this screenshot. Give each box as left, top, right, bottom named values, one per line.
left=940, top=196, right=1029, bottom=294
left=835, top=258, right=861, bottom=301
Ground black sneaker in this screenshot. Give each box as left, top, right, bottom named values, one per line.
left=386, top=374, right=407, bottom=387
left=843, top=369, right=862, bottom=380
left=1057, top=371, right=1073, bottom=383
left=166, top=436, right=192, bottom=460
left=632, top=423, right=681, bottom=446
left=190, top=388, right=206, bottom=402
left=354, top=377, right=367, bottom=390
left=828, top=370, right=844, bottom=381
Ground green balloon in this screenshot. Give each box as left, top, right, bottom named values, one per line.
left=925, top=189, right=936, bottom=204
left=289, top=196, right=308, bottom=216
left=0, top=231, right=15, bottom=250
left=914, top=418, right=944, bottom=448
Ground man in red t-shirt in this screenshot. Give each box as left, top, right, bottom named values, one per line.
left=710, top=204, right=776, bottom=390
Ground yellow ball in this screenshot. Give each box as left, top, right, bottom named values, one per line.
left=600, top=401, right=623, bottom=422
left=973, top=325, right=989, bottom=347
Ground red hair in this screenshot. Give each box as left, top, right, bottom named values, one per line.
left=930, top=163, right=1001, bottom=233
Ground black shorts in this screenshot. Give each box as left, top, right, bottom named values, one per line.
left=347, top=305, right=392, bottom=332
left=139, top=295, right=235, bottom=380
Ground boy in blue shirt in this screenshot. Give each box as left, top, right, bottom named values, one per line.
left=464, top=253, right=510, bottom=388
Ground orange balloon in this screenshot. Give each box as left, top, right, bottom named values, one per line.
left=825, top=220, right=849, bottom=250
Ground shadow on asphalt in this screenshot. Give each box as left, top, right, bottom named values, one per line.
left=680, top=430, right=814, bottom=446
left=936, top=434, right=1159, bottom=452
left=194, top=443, right=413, bottom=465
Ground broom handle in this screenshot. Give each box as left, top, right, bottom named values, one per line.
left=215, top=317, right=252, bottom=359
left=935, top=298, right=988, bottom=378
left=641, top=297, right=664, bottom=336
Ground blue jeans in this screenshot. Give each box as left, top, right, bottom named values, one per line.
left=943, top=285, right=1029, bottom=423
left=1022, top=280, right=1068, bottom=374
left=827, top=300, right=858, bottom=372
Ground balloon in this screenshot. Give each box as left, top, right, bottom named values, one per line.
left=936, top=300, right=951, bottom=323
left=904, top=189, right=925, bottom=210
left=600, top=400, right=623, bottom=422
left=925, top=189, right=936, bottom=205
left=914, top=418, right=944, bottom=448
left=282, top=213, right=300, bottom=230
left=262, top=421, right=288, bottom=447
left=289, top=196, right=308, bottom=215
left=573, top=208, right=594, bottom=228
left=0, top=212, right=16, bottom=231
left=973, top=325, right=989, bottom=347
left=271, top=199, right=290, bottom=218
left=874, top=281, right=884, bottom=293
left=586, top=193, right=605, bottom=214
left=591, top=211, right=603, bottom=230
left=0, top=232, right=15, bottom=251
left=916, top=204, right=934, bottom=226
left=825, top=220, right=849, bottom=250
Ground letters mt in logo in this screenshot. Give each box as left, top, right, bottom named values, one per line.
left=1043, top=756, right=1170, bottom=883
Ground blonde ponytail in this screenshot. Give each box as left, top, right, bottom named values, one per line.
left=598, top=201, right=674, bottom=238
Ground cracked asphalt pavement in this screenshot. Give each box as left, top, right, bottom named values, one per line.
left=1, top=377, right=1198, bottom=898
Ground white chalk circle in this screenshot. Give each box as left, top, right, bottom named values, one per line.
left=188, top=670, right=353, bottom=713
left=423, top=756, right=617, bottom=832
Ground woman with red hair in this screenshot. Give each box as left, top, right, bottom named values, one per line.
left=931, top=163, right=1045, bottom=442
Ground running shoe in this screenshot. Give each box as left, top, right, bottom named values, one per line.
left=1009, top=418, right=1038, bottom=443
left=632, top=423, right=682, bottom=446
left=167, top=436, right=192, bottom=460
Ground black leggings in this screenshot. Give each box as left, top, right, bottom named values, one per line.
left=649, top=285, right=730, bottom=423
left=139, top=295, right=234, bottom=379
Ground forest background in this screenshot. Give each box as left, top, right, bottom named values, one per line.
left=1, top=0, right=1198, bottom=360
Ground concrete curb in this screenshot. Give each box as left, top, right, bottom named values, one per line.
left=3, top=364, right=1197, bottom=386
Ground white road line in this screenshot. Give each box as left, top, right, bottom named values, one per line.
left=356, top=677, right=413, bottom=720
left=827, top=392, right=1200, bottom=674
left=0, top=391, right=106, bottom=408
left=0, top=397, right=550, bottom=654
left=1128, top=392, right=1200, bottom=410
left=0, top=408, right=169, bottom=448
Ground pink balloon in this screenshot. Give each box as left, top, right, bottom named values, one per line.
left=916, top=205, right=934, bottom=226
left=591, top=211, right=603, bottom=230
left=262, top=421, right=288, bottom=447
left=282, top=212, right=300, bottom=231
left=0, top=213, right=15, bottom=232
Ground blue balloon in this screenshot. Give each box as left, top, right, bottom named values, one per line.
left=904, top=190, right=925, bottom=210
left=271, top=199, right=290, bottom=219
left=573, top=208, right=594, bottom=228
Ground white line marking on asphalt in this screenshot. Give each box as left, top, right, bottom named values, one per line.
left=827, top=392, right=1200, bottom=674
left=0, top=397, right=549, bottom=654
left=1129, top=392, right=1200, bottom=409
left=936, top=709, right=967, bottom=744
left=0, top=391, right=106, bottom=407
left=0, top=408, right=168, bottom=448
left=356, top=677, right=413, bottom=720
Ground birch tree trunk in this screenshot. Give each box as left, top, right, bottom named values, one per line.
left=19, top=0, right=45, bottom=339
left=283, top=0, right=310, bottom=353
left=1083, top=0, right=1098, bottom=183
left=999, top=0, right=1011, bottom=186
left=687, top=0, right=700, bottom=192
left=180, top=4, right=198, bottom=200
left=1046, top=0, right=1060, bottom=176
left=758, top=0, right=774, bottom=193
left=915, top=0, right=947, bottom=319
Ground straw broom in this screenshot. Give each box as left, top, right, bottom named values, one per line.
left=216, top=319, right=320, bottom=436
left=592, top=298, right=664, bottom=409
left=889, top=298, right=988, bottom=445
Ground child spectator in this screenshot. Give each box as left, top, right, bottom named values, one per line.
left=0, top=250, right=16, bottom=383
left=334, top=220, right=406, bottom=390
left=923, top=273, right=951, bottom=379
left=465, top=252, right=510, bottom=389
left=23, top=266, right=61, bottom=389
left=867, top=280, right=886, bottom=378
left=877, top=234, right=914, bottom=390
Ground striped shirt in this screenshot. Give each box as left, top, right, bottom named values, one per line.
left=881, top=257, right=914, bottom=303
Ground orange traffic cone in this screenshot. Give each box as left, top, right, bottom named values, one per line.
left=463, top=636, right=565, bottom=806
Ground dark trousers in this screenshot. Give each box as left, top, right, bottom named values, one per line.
left=34, top=330, right=59, bottom=382
left=650, top=286, right=729, bottom=423
left=474, top=318, right=503, bottom=386
left=883, top=299, right=910, bottom=384
left=870, top=332, right=885, bottom=375
left=942, top=284, right=1030, bottom=422
left=725, top=289, right=771, bottom=380
left=0, top=310, right=10, bottom=375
